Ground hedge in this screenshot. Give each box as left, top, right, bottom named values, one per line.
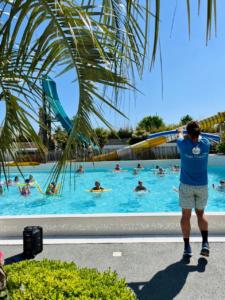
left=4, top=259, right=136, bottom=299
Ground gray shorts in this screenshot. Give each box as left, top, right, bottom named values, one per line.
left=179, top=182, right=208, bottom=210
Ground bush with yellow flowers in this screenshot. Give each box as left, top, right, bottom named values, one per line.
left=4, top=259, right=136, bottom=299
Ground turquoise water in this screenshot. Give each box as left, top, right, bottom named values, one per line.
left=0, top=165, right=225, bottom=215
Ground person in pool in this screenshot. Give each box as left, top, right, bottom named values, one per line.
left=136, top=163, right=144, bottom=169
left=76, top=165, right=84, bottom=173
left=0, top=185, right=3, bottom=195
left=157, top=167, right=165, bottom=176
left=172, top=165, right=180, bottom=172
left=114, top=164, right=121, bottom=171
left=133, top=168, right=138, bottom=175
left=5, top=179, right=13, bottom=186
left=14, top=176, right=19, bottom=184
left=29, top=175, right=35, bottom=183
left=134, top=181, right=147, bottom=192
left=212, top=180, right=225, bottom=191
left=46, top=182, right=58, bottom=195
left=91, top=181, right=104, bottom=191
left=19, top=185, right=30, bottom=196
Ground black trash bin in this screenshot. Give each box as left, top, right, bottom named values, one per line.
left=23, top=226, right=43, bottom=258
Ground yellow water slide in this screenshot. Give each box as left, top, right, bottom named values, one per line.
left=92, top=111, right=225, bottom=161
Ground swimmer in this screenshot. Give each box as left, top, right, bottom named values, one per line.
left=134, top=181, right=147, bottom=192
left=76, top=165, right=84, bottom=173
left=136, top=163, right=144, bottom=169
left=155, top=165, right=160, bottom=169
left=114, top=164, right=121, bottom=171
left=133, top=168, right=139, bottom=175
left=0, top=185, right=3, bottom=195
left=157, top=167, right=165, bottom=176
left=29, top=175, right=35, bottom=183
left=212, top=180, right=225, bottom=191
left=5, top=179, right=13, bottom=186
left=14, top=176, right=19, bottom=184
left=19, top=185, right=30, bottom=196
left=172, top=165, right=180, bottom=172
left=46, top=182, right=58, bottom=195
left=90, top=181, right=104, bottom=191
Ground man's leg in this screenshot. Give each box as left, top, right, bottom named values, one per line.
left=181, top=209, right=192, bottom=257
left=195, top=209, right=209, bottom=256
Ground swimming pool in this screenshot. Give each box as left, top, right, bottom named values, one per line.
left=0, top=158, right=225, bottom=216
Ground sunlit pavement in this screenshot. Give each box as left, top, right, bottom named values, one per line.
left=1, top=241, right=225, bottom=300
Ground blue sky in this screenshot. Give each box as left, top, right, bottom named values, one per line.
left=55, top=1, right=225, bottom=130
left=1, top=1, right=225, bottom=130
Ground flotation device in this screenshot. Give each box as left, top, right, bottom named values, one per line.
left=85, top=189, right=111, bottom=193
left=17, top=181, right=36, bottom=187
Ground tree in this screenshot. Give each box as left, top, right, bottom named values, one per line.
left=53, top=127, right=68, bottom=150
left=94, top=128, right=109, bottom=149
left=137, top=116, right=165, bottom=133
left=117, top=128, right=133, bottom=139
left=180, top=115, right=193, bottom=126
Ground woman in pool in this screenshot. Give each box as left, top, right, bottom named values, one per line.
left=19, top=186, right=30, bottom=196
left=157, top=167, right=166, bottom=176
left=90, top=181, right=104, bottom=191
left=5, top=179, right=13, bottom=186
left=76, top=165, right=84, bottom=173
left=172, top=165, right=180, bottom=172
left=212, top=180, right=225, bottom=192
left=134, top=181, right=147, bottom=192
left=46, top=182, right=58, bottom=195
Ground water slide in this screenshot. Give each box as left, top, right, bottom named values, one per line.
left=92, top=112, right=225, bottom=161
left=42, top=76, right=90, bottom=145
left=41, top=75, right=224, bottom=161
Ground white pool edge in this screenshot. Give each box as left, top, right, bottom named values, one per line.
left=1, top=236, right=225, bottom=246
left=1, top=212, right=225, bottom=239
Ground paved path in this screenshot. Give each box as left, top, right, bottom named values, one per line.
left=1, top=242, right=225, bottom=299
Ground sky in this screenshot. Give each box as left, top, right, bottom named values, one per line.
left=1, top=1, right=225, bottom=131
left=54, top=0, right=225, bottom=130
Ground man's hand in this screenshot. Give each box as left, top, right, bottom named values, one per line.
left=176, top=127, right=184, bottom=139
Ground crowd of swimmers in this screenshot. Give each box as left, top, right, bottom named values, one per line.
left=0, top=174, right=58, bottom=197
left=1, top=163, right=224, bottom=196
left=76, top=163, right=225, bottom=194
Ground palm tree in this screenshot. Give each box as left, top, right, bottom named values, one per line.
left=0, top=0, right=217, bottom=182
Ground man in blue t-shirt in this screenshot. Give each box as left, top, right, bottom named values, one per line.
left=177, top=121, right=210, bottom=258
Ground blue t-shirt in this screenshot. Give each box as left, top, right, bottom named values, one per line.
left=177, top=136, right=210, bottom=186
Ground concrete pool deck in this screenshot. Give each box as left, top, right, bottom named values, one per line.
left=1, top=239, right=225, bottom=299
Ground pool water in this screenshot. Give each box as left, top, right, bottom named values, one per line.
left=0, top=165, right=225, bottom=215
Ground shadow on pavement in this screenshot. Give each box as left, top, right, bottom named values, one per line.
left=4, top=253, right=27, bottom=265
left=129, top=257, right=208, bottom=300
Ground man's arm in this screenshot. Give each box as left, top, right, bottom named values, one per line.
left=176, top=127, right=184, bottom=140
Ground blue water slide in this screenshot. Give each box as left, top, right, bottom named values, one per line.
left=42, top=76, right=92, bottom=146
left=42, top=75, right=72, bottom=133
left=148, top=130, right=220, bottom=143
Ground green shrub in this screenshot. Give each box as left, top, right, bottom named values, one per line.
left=217, top=142, right=225, bottom=154
left=5, top=260, right=136, bottom=300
